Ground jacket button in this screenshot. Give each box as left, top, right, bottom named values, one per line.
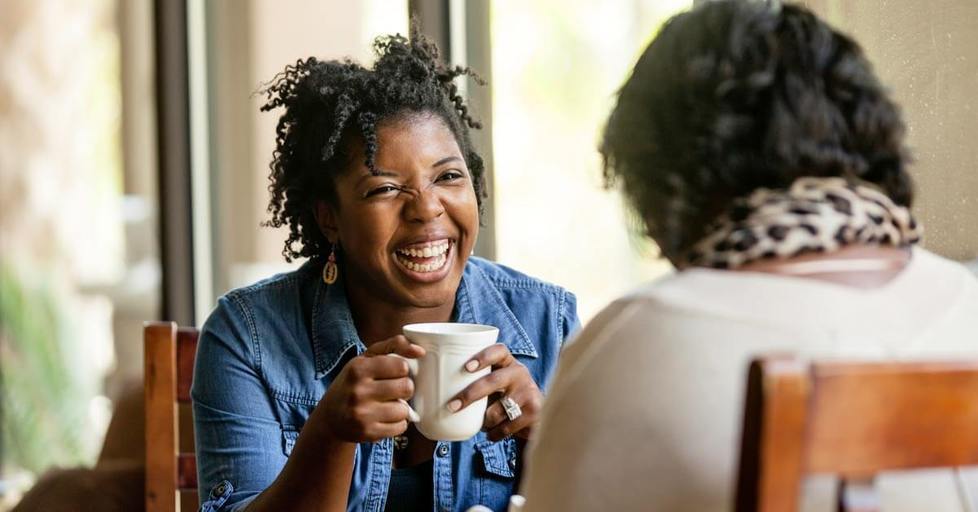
left=211, top=482, right=228, bottom=498
left=436, top=444, right=450, bottom=457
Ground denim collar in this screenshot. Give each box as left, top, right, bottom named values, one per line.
left=311, top=261, right=538, bottom=379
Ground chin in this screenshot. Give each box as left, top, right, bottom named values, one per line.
left=398, top=263, right=467, bottom=309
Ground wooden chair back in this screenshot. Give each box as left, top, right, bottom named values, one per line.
left=144, top=321, right=199, bottom=512
left=735, top=356, right=978, bottom=512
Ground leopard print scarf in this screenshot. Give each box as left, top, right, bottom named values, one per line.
left=683, top=177, right=922, bottom=269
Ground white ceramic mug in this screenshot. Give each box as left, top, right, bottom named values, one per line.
left=397, top=322, right=498, bottom=441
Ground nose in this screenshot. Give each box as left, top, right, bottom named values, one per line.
left=404, top=188, right=445, bottom=223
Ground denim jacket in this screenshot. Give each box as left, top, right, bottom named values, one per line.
left=192, top=257, right=579, bottom=512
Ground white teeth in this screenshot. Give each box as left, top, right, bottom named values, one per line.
left=397, top=253, right=448, bottom=273
left=396, top=240, right=450, bottom=259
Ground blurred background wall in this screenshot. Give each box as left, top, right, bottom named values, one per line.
left=204, top=0, right=409, bottom=301
left=0, top=0, right=975, bottom=509
left=803, top=0, right=978, bottom=260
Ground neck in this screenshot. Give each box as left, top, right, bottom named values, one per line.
left=344, top=281, right=456, bottom=346
left=734, top=244, right=912, bottom=288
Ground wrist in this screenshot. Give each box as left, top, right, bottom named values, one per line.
left=308, top=404, right=353, bottom=448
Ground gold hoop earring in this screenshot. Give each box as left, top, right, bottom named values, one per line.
left=322, top=245, right=338, bottom=284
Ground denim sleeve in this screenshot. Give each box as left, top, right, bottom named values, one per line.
left=192, top=294, right=286, bottom=511
left=561, top=291, right=581, bottom=347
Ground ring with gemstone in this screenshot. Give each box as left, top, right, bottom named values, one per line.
left=500, top=396, right=523, bottom=422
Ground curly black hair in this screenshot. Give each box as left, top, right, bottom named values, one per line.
left=260, top=28, right=486, bottom=262
left=601, top=1, right=913, bottom=262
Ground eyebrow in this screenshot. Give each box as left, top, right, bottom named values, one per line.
left=355, top=156, right=463, bottom=185
left=356, top=170, right=399, bottom=186
left=432, top=156, right=463, bottom=168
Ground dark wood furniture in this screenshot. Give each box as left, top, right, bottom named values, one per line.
left=736, top=356, right=978, bottom=512
left=144, top=322, right=198, bottom=512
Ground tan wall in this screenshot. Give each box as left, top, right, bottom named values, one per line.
left=207, top=0, right=257, bottom=293
left=804, top=0, right=978, bottom=261
left=206, top=0, right=395, bottom=295
left=249, top=1, right=370, bottom=265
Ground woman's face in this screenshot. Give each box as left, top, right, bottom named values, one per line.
left=317, top=113, right=479, bottom=309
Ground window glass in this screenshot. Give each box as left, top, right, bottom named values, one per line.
left=0, top=0, right=160, bottom=497
left=491, top=0, right=692, bottom=320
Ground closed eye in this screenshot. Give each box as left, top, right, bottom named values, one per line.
left=437, top=171, right=465, bottom=183
left=364, top=185, right=402, bottom=198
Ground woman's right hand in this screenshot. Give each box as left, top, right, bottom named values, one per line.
left=318, top=335, right=425, bottom=443
left=248, top=336, right=422, bottom=511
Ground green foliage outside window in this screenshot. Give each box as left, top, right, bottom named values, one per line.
left=1, top=263, right=91, bottom=475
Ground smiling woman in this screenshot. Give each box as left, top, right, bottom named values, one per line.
left=190, top=29, right=579, bottom=512
left=319, top=114, right=480, bottom=315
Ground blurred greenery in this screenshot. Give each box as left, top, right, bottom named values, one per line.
left=1, top=263, right=89, bottom=474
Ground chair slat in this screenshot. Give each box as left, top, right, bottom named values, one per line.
left=805, top=361, right=978, bottom=476
left=176, top=328, right=198, bottom=403
left=737, top=357, right=978, bottom=512
left=146, top=322, right=200, bottom=512
left=177, top=452, right=197, bottom=491
left=145, top=321, right=178, bottom=512
left=736, top=357, right=810, bottom=512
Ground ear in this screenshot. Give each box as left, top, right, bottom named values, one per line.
left=314, top=200, right=339, bottom=245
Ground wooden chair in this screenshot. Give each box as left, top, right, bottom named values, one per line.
left=144, top=321, right=199, bottom=512
left=735, top=356, right=978, bottom=512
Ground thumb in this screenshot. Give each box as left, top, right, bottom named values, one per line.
left=364, top=334, right=425, bottom=358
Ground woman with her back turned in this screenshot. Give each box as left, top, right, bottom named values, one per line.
left=522, top=2, right=978, bottom=510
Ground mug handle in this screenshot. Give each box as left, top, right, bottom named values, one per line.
left=390, top=354, right=421, bottom=423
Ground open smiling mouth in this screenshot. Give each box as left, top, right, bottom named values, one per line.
left=394, top=239, right=454, bottom=275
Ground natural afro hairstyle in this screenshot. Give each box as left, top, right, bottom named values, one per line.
left=260, top=28, right=485, bottom=262
left=601, top=1, right=913, bottom=262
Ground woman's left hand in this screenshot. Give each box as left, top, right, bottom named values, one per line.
left=447, top=343, right=543, bottom=442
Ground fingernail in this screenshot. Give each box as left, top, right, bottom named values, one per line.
left=465, top=360, right=479, bottom=372
left=447, top=399, right=462, bottom=412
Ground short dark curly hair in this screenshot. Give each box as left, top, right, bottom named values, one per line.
left=601, top=1, right=913, bottom=262
left=260, top=29, right=485, bottom=262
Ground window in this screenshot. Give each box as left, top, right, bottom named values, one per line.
left=490, top=0, right=692, bottom=320
left=201, top=0, right=410, bottom=304
left=0, top=0, right=160, bottom=495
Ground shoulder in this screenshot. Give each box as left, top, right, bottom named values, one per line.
left=902, top=248, right=978, bottom=321
left=554, top=282, right=772, bottom=391
left=465, top=257, right=579, bottom=337
left=466, top=257, right=576, bottom=307
left=199, top=263, right=316, bottom=366
left=461, top=259, right=579, bottom=382
left=911, top=247, right=978, bottom=285
left=222, top=263, right=312, bottom=305
left=212, top=263, right=317, bottom=324
left=467, top=257, right=562, bottom=289
left=524, top=293, right=734, bottom=511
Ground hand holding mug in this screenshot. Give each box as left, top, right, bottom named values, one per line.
left=398, top=323, right=498, bottom=441
left=448, top=343, right=543, bottom=442
left=318, top=335, right=424, bottom=443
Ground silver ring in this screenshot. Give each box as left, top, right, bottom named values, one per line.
left=500, top=396, right=522, bottom=422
